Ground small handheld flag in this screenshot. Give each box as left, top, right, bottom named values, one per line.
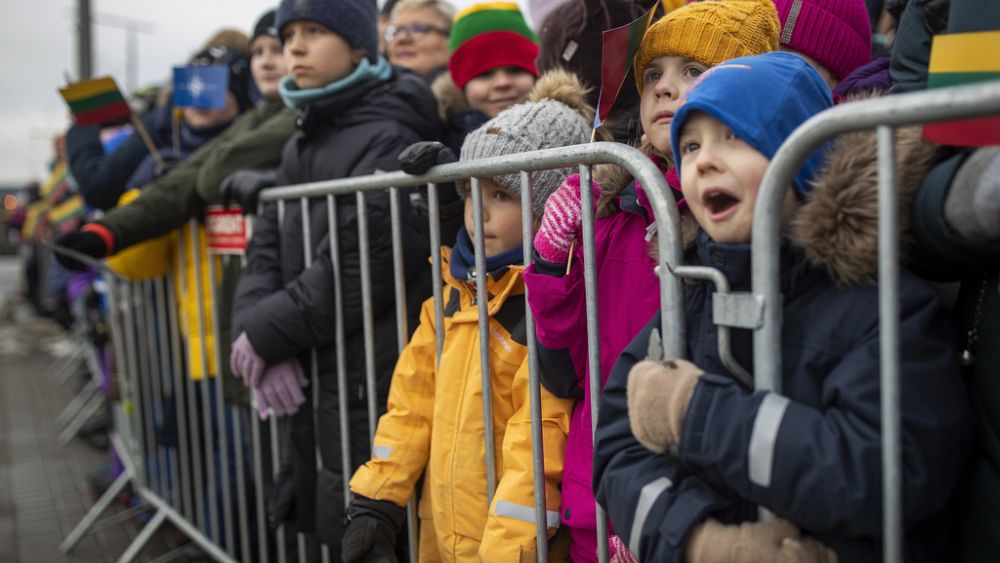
left=59, top=76, right=165, bottom=167
left=173, top=65, right=230, bottom=109
left=59, top=77, right=132, bottom=126
left=593, top=6, right=659, bottom=129
left=922, top=30, right=1000, bottom=147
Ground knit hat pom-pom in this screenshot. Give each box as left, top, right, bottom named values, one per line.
left=528, top=68, right=595, bottom=125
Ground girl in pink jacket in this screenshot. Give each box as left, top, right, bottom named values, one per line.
left=523, top=1, right=780, bottom=559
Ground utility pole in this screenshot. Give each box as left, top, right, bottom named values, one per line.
left=93, top=12, right=156, bottom=94
left=76, top=0, right=93, bottom=80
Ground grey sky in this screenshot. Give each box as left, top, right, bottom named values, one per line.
left=0, top=0, right=530, bottom=187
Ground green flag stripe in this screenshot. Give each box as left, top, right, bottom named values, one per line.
left=67, top=90, right=128, bottom=113
left=928, top=71, right=1000, bottom=89
left=450, top=10, right=537, bottom=51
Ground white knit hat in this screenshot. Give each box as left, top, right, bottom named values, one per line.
left=460, top=69, right=592, bottom=216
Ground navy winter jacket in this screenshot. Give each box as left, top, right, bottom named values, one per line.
left=594, top=125, right=971, bottom=563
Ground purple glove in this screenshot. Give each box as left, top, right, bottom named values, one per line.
left=254, top=358, right=309, bottom=420
left=533, top=174, right=601, bottom=264
left=230, top=331, right=266, bottom=389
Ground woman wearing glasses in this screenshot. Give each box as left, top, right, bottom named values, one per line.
left=386, top=0, right=456, bottom=80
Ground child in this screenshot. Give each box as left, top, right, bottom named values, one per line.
left=433, top=2, right=540, bottom=152
left=228, top=0, right=440, bottom=552
left=594, top=51, right=970, bottom=562
left=773, top=0, right=872, bottom=89
left=344, top=70, right=592, bottom=562
left=523, top=1, right=779, bottom=559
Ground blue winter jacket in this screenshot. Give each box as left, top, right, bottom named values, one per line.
left=594, top=126, right=971, bottom=563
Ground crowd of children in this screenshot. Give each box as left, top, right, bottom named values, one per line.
left=32, top=0, right=1000, bottom=561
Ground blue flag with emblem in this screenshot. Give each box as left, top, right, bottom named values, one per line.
left=173, top=65, right=229, bottom=109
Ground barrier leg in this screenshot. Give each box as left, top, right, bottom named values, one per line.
left=116, top=509, right=167, bottom=563
left=57, top=387, right=106, bottom=447
left=55, top=377, right=99, bottom=428
left=60, top=463, right=133, bottom=553
left=51, top=342, right=85, bottom=384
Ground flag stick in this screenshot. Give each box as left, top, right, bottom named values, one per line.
left=565, top=127, right=601, bottom=274
left=172, top=109, right=182, bottom=157
left=129, top=113, right=165, bottom=169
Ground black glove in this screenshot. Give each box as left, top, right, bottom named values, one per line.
left=398, top=141, right=457, bottom=175
left=219, top=169, right=277, bottom=214
left=53, top=228, right=109, bottom=271
left=342, top=496, right=405, bottom=563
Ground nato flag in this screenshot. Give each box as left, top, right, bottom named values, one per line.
left=173, top=65, right=229, bottom=109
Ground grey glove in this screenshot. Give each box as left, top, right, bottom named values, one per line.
left=945, top=147, right=1000, bottom=243
left=219, top=168, right=277, bottom=214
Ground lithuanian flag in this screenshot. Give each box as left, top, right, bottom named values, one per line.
left=59, top=76, right=132, bottom=126
left=594, top=0, right=686, bottom=128
left=594, top=7, right=655, bottom=128
left=923, top=30, right=1000, bottom=146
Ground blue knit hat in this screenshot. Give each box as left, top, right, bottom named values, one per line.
left=671, top=51, right=833, bottom=198
left=276, top=0, right=379, bottom=62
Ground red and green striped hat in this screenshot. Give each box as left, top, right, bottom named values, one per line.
left=448, top=2, right=539, bottom=89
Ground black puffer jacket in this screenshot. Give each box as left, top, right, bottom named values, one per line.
left=232, top=68, right=440, bottom=551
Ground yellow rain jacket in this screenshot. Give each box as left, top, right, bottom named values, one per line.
left=106, top=190, right=219, bottom=380
left=350, top=248, right=573, bottom=562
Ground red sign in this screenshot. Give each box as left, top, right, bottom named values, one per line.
left=205, top=206, right=250, bottom=254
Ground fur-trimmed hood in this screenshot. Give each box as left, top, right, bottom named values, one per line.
left=431, top=72, right=469, bottom=122
left=790, top=123, right=939, bottom=286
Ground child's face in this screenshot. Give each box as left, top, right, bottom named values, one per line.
left=464, top=67, right=535, bottom=118
left=251, top=35, right=288, bottom=100
left=183, top=92, right=239, bottom=129
left=463, top=178, right=524, bottom=257
left=282, top=21, right=359, bottom=89
left=639, top=55, right=708, bottom=157
left=677, top=112, right=797, bottom=244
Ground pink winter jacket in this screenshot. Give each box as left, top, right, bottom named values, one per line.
left=524, top=171, right=675, bottom=561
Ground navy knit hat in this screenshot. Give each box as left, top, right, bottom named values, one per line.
left=253, top=9, right=278, bottom=41
left=276, top=0, right=379, bottom=62
left=671, top=51, right=833, bottom=198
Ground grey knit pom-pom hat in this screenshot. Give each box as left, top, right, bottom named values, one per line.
left=460, top=69, right=594, bottom=216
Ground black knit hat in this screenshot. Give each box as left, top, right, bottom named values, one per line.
left=253, top=9, right=278, bottom=41
left=190, top=45, right=253, bottom=112
left=276, top=0, right=379, bottom=62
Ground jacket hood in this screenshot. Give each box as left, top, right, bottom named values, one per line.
left=790, top=122, right=939, bottom=286
left=301, top=68, right=441, bottom=140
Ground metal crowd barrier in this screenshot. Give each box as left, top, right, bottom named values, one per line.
left=49, top=142, right=683, bottom=563
left=724, top=79, right=1000, bottom=563
left=48, top=79, right=1000, bottom=563
left=257, top=142, right=685, bottom=563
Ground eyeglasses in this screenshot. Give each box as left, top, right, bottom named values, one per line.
left=384, top=23, right=449, bottom=42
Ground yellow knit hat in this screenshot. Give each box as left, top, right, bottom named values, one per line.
left=634, top=0, right=780, bottom=93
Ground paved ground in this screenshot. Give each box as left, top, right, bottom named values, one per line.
left=0, top=256, right=178, bottom=562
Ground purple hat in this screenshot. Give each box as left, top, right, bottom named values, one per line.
left=774, top=0, right=872, bottom=81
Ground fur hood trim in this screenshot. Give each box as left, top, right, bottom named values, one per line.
left=791, top=124, right=939, bottom=286
left=431, top=72, right=469, bottom=122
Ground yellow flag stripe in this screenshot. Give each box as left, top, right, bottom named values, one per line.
left=59, top=76, right=120, bottom=102
left=929, top=30, right=1000, bottom=74
left=454, top=2, right=521, bottom=22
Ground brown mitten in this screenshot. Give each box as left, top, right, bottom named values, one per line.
left=627, top=358, right=703, bottom=453
left=685, top=518, right=838, bottom=563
